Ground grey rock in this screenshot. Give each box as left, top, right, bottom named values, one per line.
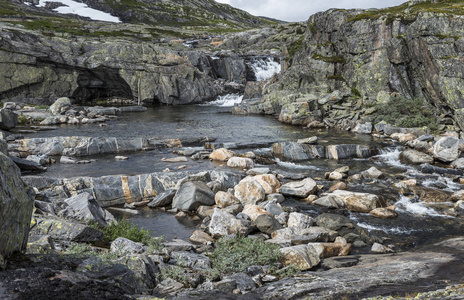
left=148, top=189, right=176, bottom=208
left=352, top=122, right=373, bottom=134
left=209, top=208, right=252, bottom=238
left=172, top=181, right=215, bottom=211
left=0, top=109, right=18, bottom=131
left=326, top=144, right=378, bottom=160
left=30, top=215, right=103, bottom=242
left=49, top=97, right=71, bottom=115
left=255, top=214, right=282, bottom=234
left=111, top=237, right=146, bottom=255
left=170, top=251, right=211, bottom=270
left=164, top=239, right=194, bottom=252
left=272, top=142, right=325, bottom=161
left=59, top=192, right=115, bottom=226
left=10, top=156, right=46, bottom=171
left=419, top=163, right=464, bottom=176
left=26, top=154, right=50, bottom=166
left=400, top=149, right=434, bottom=164
left=433, top=137, right=461, bottom=163
left=224, top=273, right=256, bottom=292
left=280, top=178, right=317, bottom=198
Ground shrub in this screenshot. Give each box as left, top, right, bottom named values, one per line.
left=373, top=96, right=440, bottom=132
left=209, top=236, right=282, bottom=275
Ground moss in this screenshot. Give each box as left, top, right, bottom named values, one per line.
left=327, top=75, right=346, bottom=81
left=312, top=53, right=346, bottom=64
left=351, top=87, right=361, bottom=97
left=285, top=35, right=304, bottom=64
left=436, top=33, right=460, bottom=40
left=309, top=22, right=317, bottom=33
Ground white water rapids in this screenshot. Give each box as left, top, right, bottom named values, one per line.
left=202, top=94, right=244, bottom=107
left=250, top=57, right=281, bottom=81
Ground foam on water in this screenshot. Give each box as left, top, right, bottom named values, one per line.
left=37, top=0, right=121, bottom=22
left=356, top=221, right=418, bottom=235
left=396, top=195, right=444, bottom=217
left=276, top=159, right=319, bottom=170
left=374, top=147, right=410, bottom=169
left=422, top=176, right=462, bottom=192
left=202, top=94, right=244, bottom=107
left=250, top=57, right=281, bottom=81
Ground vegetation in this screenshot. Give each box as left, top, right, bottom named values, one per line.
left=373, top=96, right=440, bottom=132
left=209, top=236, right=282, bottom=275
left=286, top=36, right=304, bottom=63
left=312, top=53, right=346, bottom=64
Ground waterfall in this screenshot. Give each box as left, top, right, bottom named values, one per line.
left=202, top=94, right=244, bottom=107
left=249, top=57, right=281, bottom=82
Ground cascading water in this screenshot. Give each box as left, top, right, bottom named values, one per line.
left=249, top=57, right=281, bottom=81
left=201, top=94, right=244, bottom=107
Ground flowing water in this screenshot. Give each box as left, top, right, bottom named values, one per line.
left=18, top=58, right=464, bottom=248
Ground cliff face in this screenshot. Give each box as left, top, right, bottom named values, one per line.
left=264, top=1, right=464, bottom=129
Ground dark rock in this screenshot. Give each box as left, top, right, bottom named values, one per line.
left=10, top=156, right=46, bottom=171
left=272, top=142, right=325, bottom=161
left=418, top=163, right=464, bottom=176
left=320, top=256, right=360, bottom=269
left=254, top=214, right=282, bottom=234
left=148, top=189, right=176, bottom=208
left=58, top=192, right=115, bottom=226
left=0, top=109, right=18, bottom=130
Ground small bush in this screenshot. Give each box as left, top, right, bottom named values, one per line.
left=209, top=236, right=282, bottom=275
left=159, top=265, right=190, bottom=286
left=373, top=96, right=440, bottom=132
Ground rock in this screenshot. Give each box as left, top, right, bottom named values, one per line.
left=280, top=178, right=317, bottom=198
left=111, top=237, right=145, bottom=255
left=209, top=208, right=252, bottom=238
left=0, top=153, right=34, bottom=260
left=209, top=148, right=235, bottom=161
left=328, top=182, right=348, bottom=192
left=326, top=144, right=377, bottom=160
left=455, top=200, right=464, bottom=216
left=450, top=190, right=464, bottom=202
left=60, top=156, right=78, bottom=164
left=352, top=122, right=372, bottom=134
left=10, top=156, right=46, bottom=171
left=418, top=163, right=464, bottom=176
left=307, top=242, right=352, bottom=258
left=26, top=235, right=55, bottom=254
left=161, top=157, right=188, bottom=163
left=255, top=214, right=282, bottom=234
left=253, top=174, right=281, bottom=195
left=189, top=230, right=214, bottom=245
left=334, top=166, right=350, bottom=174
left=315, top=213, right=356, bottom=231
left=297, top=136, right=318, bottom=144
left=433, top=137, right=461, bottom=163
left=242, top=204, right=271, bottom=221
left=391, top=133, right=416, bottom=142
left=321, top=256, right=359, bottom=269
left=361, top=167, right=384, bottom=179
left=59, top=192, right=115, bottom=227
left=272, top=142, right=324, bottom=161
left=234, top=177, right=266, bottom=205
left=49, top=97, right=71, bottom=115
left=409, top=186, right=452, bottom=203
left=328, top=171, right=344, bottom=180
left=263, top=201, right=284, bottom=216
left=246, top=167, right=270, bottom=175
left=399, top=149, right=434, bottom=164
left=279, top=102, right=319, bottom=125
left=320, top=190, right=382, bottom=213
left=172, top=181, right=215, bottom=211
left=170, top=251, right=211, bottom=270
left=267, top=193, right=285, bottom=203
left=224, top=273, right=256, bottom=292
left=0, top=109, right=18, bottom=130
left=227, top=157, right=255, bottom=169
left=369, top=207, right=398, bottom=219
left=156, top=278, right=184, bottom=295
left=26, top=154, right=50, bottom=166
left=280, top=245, right=321, bottom=270
left=30, top=215, right=103, bottom=242
left=148, top=189, right=176, bottom=208
left=287, top=212, right=313, bottom=229
left=215, top=191, right=240, bottom=208
left=451, top=158, right=464, bottom=170
left=371, top=243, right=393, bottom=254
left=164, top=239, right=194, bottom=252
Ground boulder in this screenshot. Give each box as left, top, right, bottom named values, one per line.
left=10, top=156, right=46, bottom=171
left=147, top=189, right=176, bottom=208
left=49, top=97, right=71, bottom=115
left=297, top=136, right=318, bottom=144
left=255, top=214, right=282, bottom=234
left=409, top=186, right=452, bottom=203
left=26, top=235, right=55, bottom=254
left=227, top=157, right=255, bottom=169
left=279, top=102, right=318, bottom=125
left=170, top=251, right=211, bottom=270
left=234, top=177, right=266, bottom=205
left=391, top=133, right=416, bottom=142
left=321, top=190, right=382, bottom=213
left=110, top=237, right=145, bottom=255
left=329, top=182, right=348, bottom=192
left=59, top=192, right=115, bottom=226
left=280, top=245, right=321, bottom=270
left=451, top=158, right=464, bottom=170
left=272, top=142, right=325, bottom=161
left=253, top=174, right=281, bottom=195
left=399, top=149, right=434, bottom=164
left=0, top=109, right=18, bottom=130
left=242, top=204, right=271, bottom=221
left=215, top=191, right=240, bottom=208
left=209, top=208, right=252, bottom=238
left=30, top=215, right=103, bottom=242
left=361, top=167, right=384, bottom=179
left=433, top=137, right=461, bottom=163
left=307, top=242, right=352, bottom=258
left=189, top=230, right=214, bottom=245
left=264, top=201, right=284, bottom=216
left=369, top=207, right=398, bottom=219
left=209, top=148, right=235, bottom=161
left=352, top=122, right=372, bottom=134
left=0, top=153, right=34, bottom=260
left=371, top=243, right=393, bottom=254
left=280, top=178, right=317, bottom=198
left=172, top=181, right=215, bottom=211
left=326, top=144, right=377, bottom=160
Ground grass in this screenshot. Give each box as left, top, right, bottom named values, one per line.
left=208, top=236, right=282, bottom=275
left=312, top=53, right=346, bottom=64
left=373, top=96, right=440, bottom=132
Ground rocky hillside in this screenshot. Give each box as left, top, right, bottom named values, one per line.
left=253, top=0, right=464, bottom=131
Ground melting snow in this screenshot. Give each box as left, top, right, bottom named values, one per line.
left=37, top=0, right=121, bottom=23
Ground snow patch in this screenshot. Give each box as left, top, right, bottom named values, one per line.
left=37, top=0, right=121, bottom=23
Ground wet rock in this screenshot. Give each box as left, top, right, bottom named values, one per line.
left=26, top=154, right=50, bottom=166
left=253, top=174, right=280, bottom=194
left=0, top=109, right=18, bottom=131
left=433, top=136, right=461, bottom=163
left=279, top=102, right=319, bottom=125
left=148, top=189, right=176, bottom=208
left=329, top=181, right=348, bottom=192
left=297, top=136, right=318, bottom=144
left=333, top=190, right=382, bottom=212
left=246, top=167, right=270, bottom=175
left=209, top=208, right=252, bottom=238
left=255, top=214, right=282, bottom=234
left=418, top=163, right=464, bottom=176
left=189, top=230, right=214, bottom=245
left=227, top=157, right=255, bottom=169
left=280, top=245, right=321, bottom=270
left=30, top=215, right=103, bottom=242
left=49, top=97, right=71, bottom=115
left=172, top=181, right=215, bottom=211
left=234, top=177, right=266, bottom=205
left=455, top=200, right=464, bottom=216
left=215, top=191, right=240, bottom=208
left=0, top=153, right=34, bottom=260
left=272, top=142, right=324, bottom=161
left=118, top=106, right=147, bottom=113
left=361, top=167, right=384, bottom=179
left=371, top=243, right=393, bottom=254
left=400, top=149, right=434, bottom=164
left=162, top=157, right=188, bottom=163
left=209, top=148, right=235, bottom=161
left=59, top=192, right=115, bottom=227
left=242, top=204, right=270, bottom=221
left=409, top=186, right=452, bottom=203
left=280, top=178, right=317, bottom=198
left=315, top=213, right=356, bottom=231
left=287, top=212, right=313, bottom=229
left=451, top=158, right=464, bottom=170
left=10, top=156, right=46, bottom=171
left=450, top=190, right=464, bottom=202
left=369, top=207, right=398, bottom=219
left=111, top=237, right=145, bottom=256
left=328, top=171, right=344, bottom=180
left=326, top=144, right=377, bottom=160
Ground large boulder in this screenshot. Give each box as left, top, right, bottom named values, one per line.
left=209, top=208, right=252, bottom=238
left=0, top=153, right=34, bottom=261
left=172, top=181, right=215, bottom=211
left=49, top=97, right=72, bottom=115
left=433, top=137, right=461, bottom=163
left=253, top=174, right=281, bottom=195
left=399, top=149, right=434, bottom=164
left=227, top=157, right=255, bottom=169
left=215, top=191, right=240, bottom=208
left=272, top=142, right=325, bottom=161
left=314, top=190, right=382, bottom=213
left=0, top=108, right=18, bottom=130
left=278, top=102, right=319, bottom=125
left=280, top=178, right=317, bottom=198
left=209, top=148, right=235, bottom=161
left=280, top=244, right=321, bottom=270
left=59, top=192, right=115, bottom=226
